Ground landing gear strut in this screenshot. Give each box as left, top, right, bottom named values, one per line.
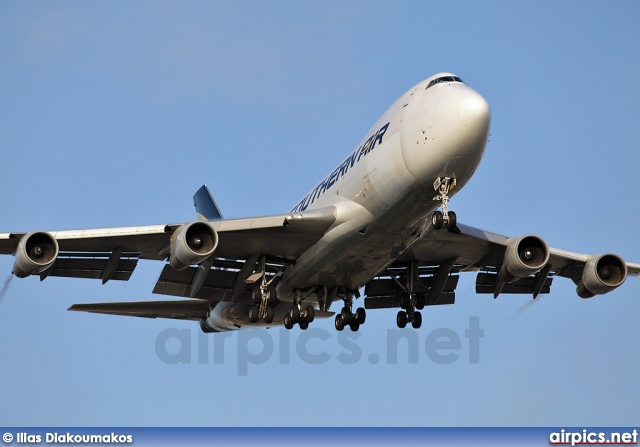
left=386, top=260, right=426, bottom=329
left=334, top=293, right=366, bottom=332
left=432, top=177, right=457, bottom=231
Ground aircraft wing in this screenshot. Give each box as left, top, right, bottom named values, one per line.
left=401, top=222, right=640, bottom=277
left=0, top=206, right=337, bottom=284
left=364, top=221, right=639, bottom=309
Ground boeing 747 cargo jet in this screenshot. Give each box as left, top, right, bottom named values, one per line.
left=2, top=73, right=638, bottom=332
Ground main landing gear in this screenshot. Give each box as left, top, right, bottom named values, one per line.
left=247, top=256, right=279, bottom=325
left=283, top=301, right=315, bottom=330
left=431, top=176, right=457, bottom=231
left=248, top=282, right=276, bottom=324
left=334, top=294, right=366, bottom=332
left=396, top=292, right=424, bottom=329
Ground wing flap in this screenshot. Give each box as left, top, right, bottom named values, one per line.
left=364, top=275, right=459, bottom=297
left=68, top=299, right=212, bottom=320
left=152, top=264, right=256, bottom=301
left=364, top=292, right=455, bottom=309
left=45, top=254, right=139, bottom=281
left=475, top=272, right=553, bottom=295
left=0, top=233, right=19, bottom=255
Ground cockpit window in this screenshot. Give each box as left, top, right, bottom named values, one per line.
left=426, top=76, right=464, bottom=90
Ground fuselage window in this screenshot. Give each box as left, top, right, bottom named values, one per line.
left=426, top=76, right=465, bottom=90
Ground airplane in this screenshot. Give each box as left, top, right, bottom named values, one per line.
left=1, top=72, right=638, bottom=333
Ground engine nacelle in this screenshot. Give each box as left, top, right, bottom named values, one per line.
left=576, top=254, right=627, bottom=298
left=499, top=235, right=550, bottom=282
left=200, top=318, right=218, bottom=333
left=169, top=222, right=218, bottom=270
left=13, top=232, right=59, bottom=278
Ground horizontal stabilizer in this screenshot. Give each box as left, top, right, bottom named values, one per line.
left=68, top=299, right=212, bottom=320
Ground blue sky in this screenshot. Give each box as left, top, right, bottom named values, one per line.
left=1, top=1, right=639, bottom=427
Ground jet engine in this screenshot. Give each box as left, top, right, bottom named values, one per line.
left=576, top=254, right=627, bottom=298
left=13, top=232, right=59, bottom=278
left=169, top=222, right=218, bottom=270
left=499, top=235, right=550, bottom=282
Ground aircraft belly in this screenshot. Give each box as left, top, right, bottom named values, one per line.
left=204, top=301, right=293, bottom=331
left=302, top=224, right=406, bottom=290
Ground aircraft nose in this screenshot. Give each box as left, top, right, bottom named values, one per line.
left=432, top=88, right=490, bottom=158
left=458, top=91, right=490, bottom=129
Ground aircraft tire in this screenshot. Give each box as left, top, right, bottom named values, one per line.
left=412, top=311, right=422, bottom=329
left=284, top=313, right=293, bottom=330
left=432, top=211, right=444, bottom=229
left=340, top=306, right=352, bottom=324
left=290, top=305, right=300, bottom=323
left=446, top=211, right=457, bottom=231
left=305, top=305, right=315, bottom=323
left=356, top=307, right=366, bottom=324
left=264, top=306, right=274, bottom=324
left=248, top=305, right=259, bottom=323
left=400, top=293, right=411, bottom=310
left=416, top=293, right=426, bottom=310
left=397, top=311, right=407, bottom=328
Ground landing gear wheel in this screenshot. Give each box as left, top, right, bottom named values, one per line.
left=299, top=321, right=309, bottom=330
left=266, top=284, right=278, bottom=304
left=290, top=305, right=300, bottom=324
left=305, top=305, right=315, bottom=323
left=411, top=311, right=422, bottom=329
left=335, top=314, right=344, bottom=331
left=264, top=307, right=274, bottom=324
left=251, top=287, right=261, bottom=304
left=432, top=211, right=444, bottom=229
left=416, top=293, right=426, bottom=310
left=349, top=320, right=360, bottom=332
left=356, top=307, right=366, bottom=324
left=400, top=293, right=411, bottom=310
left=284, top=312, right=293, bottom=330
left=340, top=306, right=352, bottom=324
left=396, top=311, right=407, bottom=328
left=248, top=305, right=259, bottom=323
left=446, top=211, right=457, bottom=231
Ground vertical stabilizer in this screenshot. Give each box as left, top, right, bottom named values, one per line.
left=193, top=185, right=224, bottom=221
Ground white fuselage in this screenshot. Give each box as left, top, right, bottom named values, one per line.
left=204, top=73, right=491, bottom=331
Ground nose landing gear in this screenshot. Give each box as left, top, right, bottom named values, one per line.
left=432, top=177, right=457, bottom=231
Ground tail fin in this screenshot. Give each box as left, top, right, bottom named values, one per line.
left=193, top=185, right=224, bottom=221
